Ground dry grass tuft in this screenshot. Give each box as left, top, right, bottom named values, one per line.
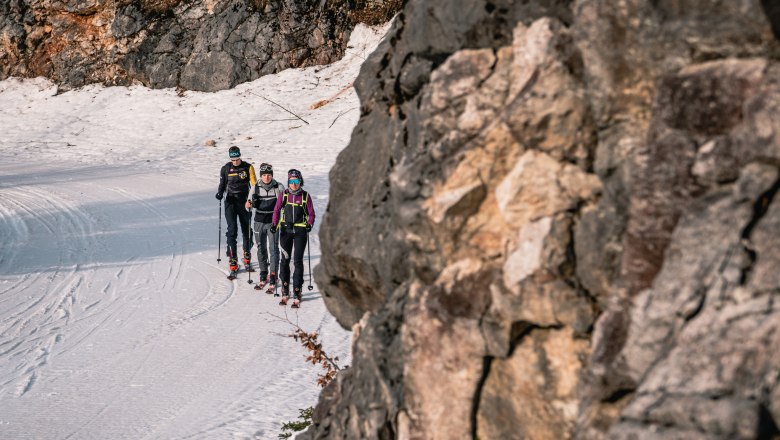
left=347, top=0, right=404, bottom=25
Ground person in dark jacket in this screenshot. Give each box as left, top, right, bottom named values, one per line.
left=216, top=146, right=256, bottom=273
left=271, top=169, right=315, bottom=307
left=245, top=163, right=284, bottom=291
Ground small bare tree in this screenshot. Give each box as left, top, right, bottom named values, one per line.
left=264, top=311, right=343, bottom=388
left=265, top=310, right=345, bottom=439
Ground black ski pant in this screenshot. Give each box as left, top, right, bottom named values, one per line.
left=224, top=196, right=252, bottom=261
left=279, top=227, right=307, bottom=293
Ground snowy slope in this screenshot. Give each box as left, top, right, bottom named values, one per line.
left=0, top=23, right=388, bottom=440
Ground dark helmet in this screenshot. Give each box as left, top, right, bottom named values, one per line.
left=258, top=163, right=273, bottom=176
left=228, top=146, right=241, bottom=159
left=288, top=169, right=303, bottom=186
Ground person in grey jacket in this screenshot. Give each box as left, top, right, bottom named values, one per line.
left=245, top=163, right=285, bottom=291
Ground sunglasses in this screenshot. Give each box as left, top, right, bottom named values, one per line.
left=288, top=179, right=300, bottom=185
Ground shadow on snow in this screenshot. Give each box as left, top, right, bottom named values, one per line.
left=0, top=189, right=322, bottom=278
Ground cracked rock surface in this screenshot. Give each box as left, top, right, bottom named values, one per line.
left=308, top=0, right=780, bottom=439
left=0, top=0, right=400, bottom=91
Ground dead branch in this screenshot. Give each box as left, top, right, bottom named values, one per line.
left=261, top=311, right=342, bottom=387
left=247, top=91, right=310, bottom=125
left=309, top=82, right=354, bottom=110
left=329, top=107, right=357, bottom=128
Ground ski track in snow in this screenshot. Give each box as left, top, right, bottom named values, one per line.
left=0, top=183, right=103, bottom=399
left=0, top=22, right=386, bottom=440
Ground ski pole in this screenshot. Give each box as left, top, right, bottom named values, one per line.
left=274, top=250, right=279, bottom=296
left=247, top=207, right=254, bottom=284
left=272, top=224, right=279, bottom=296
left=217, top=200, right=222, bottom=263
left=307, top=229, right=313, bottom=291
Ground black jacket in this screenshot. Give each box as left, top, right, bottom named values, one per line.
left=217, top=161, right=256, bottom=200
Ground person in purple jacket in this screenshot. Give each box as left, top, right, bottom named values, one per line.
left=271, top=169, right=315, bottom=308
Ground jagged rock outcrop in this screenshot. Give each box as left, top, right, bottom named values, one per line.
left=0, top=0, right=400, bottom=92
left=309, top=0, right=780, bottom=439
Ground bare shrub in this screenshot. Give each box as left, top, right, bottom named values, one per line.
left=347, top=0, right=405, bottom=25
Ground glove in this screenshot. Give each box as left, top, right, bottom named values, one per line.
left=305, top=224, right=312, bottom=233
left=215, top=192, right=223, bottom=200
left=270, top=225, right=277, bottom=234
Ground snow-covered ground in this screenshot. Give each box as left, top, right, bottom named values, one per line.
left=0, top=23, right=388, bottom=440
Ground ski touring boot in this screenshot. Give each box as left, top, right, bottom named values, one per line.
left=254, top=273, right=268, bottom=291
left=291, top=287, right=302, bottom=308
left=266, top=272, right=277, bottom=295
left=279, top=282, right=290, bottom=305
left=227, top=258, right=239, bottom=280
left=243, top=251, right=254, bottom=273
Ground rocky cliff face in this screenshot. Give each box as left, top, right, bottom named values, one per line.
left=309, top=0, right=780, bottom=439
left=0, top=0, right=400, bottom=91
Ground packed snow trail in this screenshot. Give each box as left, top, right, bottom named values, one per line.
left=0, top=23, right=388, bottom=440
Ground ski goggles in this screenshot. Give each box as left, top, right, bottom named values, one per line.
left=288, top=179, right=301, bottom=185
left=259, top=164, right=273, bottom=173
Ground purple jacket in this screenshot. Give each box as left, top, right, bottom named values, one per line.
left=272, top=189, right=315, bottom=227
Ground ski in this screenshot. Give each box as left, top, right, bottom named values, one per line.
left=291, top=288, right=302, bottom=308
left=227, top=257, right=239, bottom=280
left=267, top=273, right=277, bottom=295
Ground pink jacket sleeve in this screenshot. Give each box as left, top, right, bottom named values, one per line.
left=272, top=191, right=285, bottom=226
left=306, top=193, right=315, bottom=226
